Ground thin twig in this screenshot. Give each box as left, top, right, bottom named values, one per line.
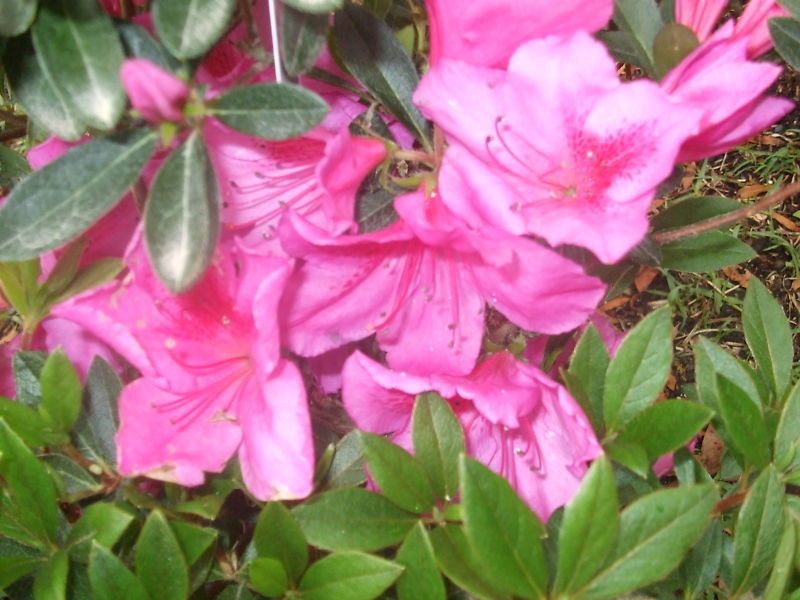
left=651, top=180, right=800, bottom=244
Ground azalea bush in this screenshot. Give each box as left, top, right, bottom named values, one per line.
left=1, top=0, right=800, bottom=598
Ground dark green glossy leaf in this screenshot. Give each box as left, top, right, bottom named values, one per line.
left=322, top=430, right=367, bottom=489
left=213, top=83, right=329, bottom=140
left=0, top=0, right=38, bottom=36
left=333, top=4, right=430, bottom=145
left=32, top=550, right=68, bottom=600
left=43, top=453, right=102, bottom=500
left=0, top=130, right=157, bottom=261
left=612, top=0, right=663, bottom=75
left=32, top=0, right=125, bottom=130
left=614, top=400, right=712, bottom=460
left=292, top=488, right=417, bottom=551
left=38, top=349, right=81, bottom=432
left=254, top=502, right=308, bottom=583
left=145, top=130, right=219, bottom=293
left=716, top=374, right=771, bottom=469
left=358, top=431, right=434, bottom=514
left=659, top=231, right=756, bottom=273
left=770, top=17, right=800, bottom=70
left=116, top=22, right=181, bottom=72
left=73, top=357, right=121, bottom=469
left=88, top=542, right=149, bottom=600
left=743, top=277, right=793, bottom=399
left=776, top=378, right=800, bottom=471
left=298, top=552, right=403, bottom=600
left=677, top=519, right=723, bottom=598
left=460, top=457, right=546, bottom=599
left=12, top=351, right=46, bottom=408
left=693, top=337, right=765, bottom=411
left=135, top=511, right=189, bottom=600
left=249, top=558, right=288, bottom=597
left=411, top=392, right=464, bottom=501
left=0, top=144, right=31, bottom=192
left=764, top=519, right=795, bottom=600
left=152, top=0, right=237, bottom=60
left=395, top=523, right=445, bottom=600
left=604, top=307, right=673, bottom=432
left=281, top=5, right=328, bottom=77
left=554, top=457, right=618, bottom=595
left=66, top=504, right=134, bottom=563
left=731, top=466, right=785, bottom=595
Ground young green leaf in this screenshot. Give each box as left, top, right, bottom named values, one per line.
left=604, top=307, right=673, bottom=431
left=72, top=357, right=122, bottom=469
left=145, top=130, right=220, bottom=294
left=32, top=0, right=125, bottom=130
left=333, top=4, right=431, bottom=146
left=565, top=324, right=609, bottom=434
left=731, top=466, right=786, bottom=596
left=292, top=488, right=417, bottom=551
left=213, top=83, right=329, bottom=140
left=716, top=374, right=771, bottom=469
left=764, top=520, right=796, bottom=600
left=581, top=484, right=717, bottom=599
left=152, top=0, right=237, bottom=60
left=0, top=397, right=48, bottom=447
left=395, top=523, right=446, bottom=600
left=249, top=558, right=288, bottom=598
left=358, top=431, right=435, bottom=514
left=66, top=504, right=134, bottom=564
left=554, top=456, right=619, bottom=595
left=253, top=502, right=308, bottom=583
left=298, top=552, right=403, bottom=600
left=0, top=0, right=38, bottom=36
left=411, top=392, right=465, bottom=500
left=743, top=277, right=794, bottom=400
left=33, top=550, right=69, bottom=600
left=38, top=349, right=81, bottom=433
left=0, top=130, right=157, bottom=261
left=135, top=511, right=189, bottom=600
left=88, top=542, right=149, bottom=600
left=614, top=400, right=712, bottom=460
left=281, top=5, right=328, bottom=77
left=460, top=457, right=547, bottom=599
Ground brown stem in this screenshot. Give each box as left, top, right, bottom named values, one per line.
left=652, top=180, right=800, bottom=244
left=713, top=489, right=748, bottom=515
left=0, top=110, right=26, bottom=127
left=0, top=127, right=26, bottom=142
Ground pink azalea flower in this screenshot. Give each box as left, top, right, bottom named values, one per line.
left=203, top=118, right=386, bottom=247
left=196, top=23, right=256, bottom=92
left=120, top=58, right=191, bottom=124
left=415, top=32, right=703, bottom=264
left=662, top=23, right=793, bottom=162
left=342, top=350, right=602, bottom=521
left=676, top=0, right=728, bottom=42
left=52, top=232, right=314, bottom=500
left=279, top=191, right=605, bottom=377
left=425, top=0, right=613, bottom=68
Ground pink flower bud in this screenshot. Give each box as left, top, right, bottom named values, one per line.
left=120, top=58, right=191, bottom=124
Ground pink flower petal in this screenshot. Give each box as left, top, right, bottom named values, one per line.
left=120, top=58, right=190, bottom=124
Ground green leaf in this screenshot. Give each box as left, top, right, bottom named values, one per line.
left=677, top=519, right=723, bottom=598
left=0, top=144, right=32, bottom=192
left=716, top=374, right=771, bottom=469
left=38, top=350, right=81, bottom=433
left=213, top=83, right=329, bottom=140
left=355, top=185, right=399, bottom=234
left=88, top=542, right=149, bottom=600
left=333, top=4, right=430, bottom=146
left=731, top=466, right=785, bottom=595
left=0, top=130, right=157, bottom=261
left=0, top=397, right=48, bottom=447
left=292, top=488, right=417, bottom=551
left=72, top=357, right=121, bottom=469
left=66, top=504, right=134, bottom=564
left=779, top=0, right=800, bottom=18
left=614, top=400, right=712, bottom=460
left=358, top=432, right=434, bottom=514
left=5, top=35, right=85, bottom=141
left=460, top=457, right=546, bottom=599
left=322, top=430, right=367, bottom=489
left=659, top=231, right=756, bottom=272
left=170, top=521, right=216, bottom=568
left=42, top=453, right=102, bottom=500
left=145, top=130, right=219, bottom=293
left=217, top=583, right=255, bottom=600
left=612, top=0, right=663, bottom=75
left=743, top=277, right=793, bottom=399
left=283, top=0, right=342, bottom=13
left=604, top=307, right=673, bottom=432
left=429, top=525, right=510, bottom=600
left=281, top=5, right=328, bottom=77
left=694, top=337, right=765, bottom=412
left=554, top=457, right=619, bottom=595
left=582, top=484, right=717, bottom=599
left=770, top=17, right=800, bottom=70
left=565, top=324, right=609, bottom=434
left=411, top=392, right=465, bottom=501
left=764, top=518, right=796, bottom=600
left=33, top=550, right=68, bottom=600
left=32, top=0, right=125, bottom=130
left=116, top=22, right=181, bottom=72
left=604, top=440, right=651, bottom=478
left=651, top=196, right=742, bottom=232
left=253, top=502, right=308, bottom=583
left=0, top=0, right=38, bottom=36
left=46, top=258, right=124, bottom=307
left=299, top=552, right=403, bottom=600
left=395, top=523, right=446, bottom=600
left=12, top=351, right=47, bottom=407
left=173, top=479, right=235, bottom=520
left=40, top=241, right=86, bottom=301
left=249, top=558, right=287, bottom=597
left=776, top=378, right=800, bottom=471
left=0, top=554, right=43, bottom=591
left=135, top=511, right=189, bottom=600
left=652, top=22, right=699, bottom=76
left=0, top=419, right=59, bottom=549
left=152, top=0, right=237, bottom=60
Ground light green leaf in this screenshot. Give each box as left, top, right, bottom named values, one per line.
left=395, top=523, right=445, bottom=600
left=33, top=550, right=68, bottom=600
left=412, top=392, right=465, bottom=501
left=659, top=231, right=756, bottom=273
left=152, top=0, right=237, bottom=60
left=0, top=397, right=48, bottom=447
left=0, top=0, right=38, bottom=36
left=253, top=502, right=308, bottom=583
left=38, top=350, right=81, bottom=433
left=321, top=430, right=367, bottom=489
left=282, top=0, right=342, bottom=13
left=299, top=552, right=403, bottom=600
left=135, top=511, right=188, bottom=600
left=72, top=357, right=121, bottom=470
left=249, top=558, right=288, bottom=598
left=88, top=542, right=149, bottom=600
left=776, top=378, right=800, bottom=471
left=564, top=324, right=609, bottom=435
left=614, top=400, right=712, bottom=460
left=66, top=504, right=134, bottom=564
left=764, top=517, right=796, bottom=600
left=716, top=374, right=771, bottom=469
